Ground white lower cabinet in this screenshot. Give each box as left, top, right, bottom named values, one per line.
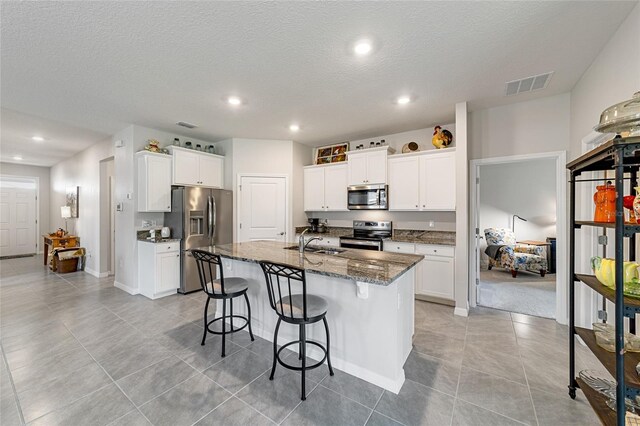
left=138, top=241, right=180, bottom=299
left=384, top=242, right=455, bottom=301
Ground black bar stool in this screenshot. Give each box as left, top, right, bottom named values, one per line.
left=258, top=261, right=334, bottom=400
left=191, top=249, right=254, bottom=357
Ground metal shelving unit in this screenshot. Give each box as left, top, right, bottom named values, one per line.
left=567, top=136, right=640, bottom=426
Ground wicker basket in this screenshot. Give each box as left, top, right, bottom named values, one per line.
left=55, top=257, right=79, bottom=273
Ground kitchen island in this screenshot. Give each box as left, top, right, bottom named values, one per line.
left=192, top=240, right=423, bottom=393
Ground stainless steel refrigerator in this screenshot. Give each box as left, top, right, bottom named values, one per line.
left=164, top=186, right=233, bottom=294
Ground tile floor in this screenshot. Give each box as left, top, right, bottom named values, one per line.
left=0, top=256, right=604, bottom=425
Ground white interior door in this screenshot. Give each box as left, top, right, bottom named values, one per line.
left=238, top=176, right=287, bottom=242
left=0, top=184, right=37, bottom=257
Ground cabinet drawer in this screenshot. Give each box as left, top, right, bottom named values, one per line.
left=415, top=244, right=454, bottom=258
left=383, top=241, right=415, bottom=254
left=155, top=243, right=180, bottom=254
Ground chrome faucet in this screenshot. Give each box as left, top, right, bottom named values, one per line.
left=298, top=228, right=323, bottom=253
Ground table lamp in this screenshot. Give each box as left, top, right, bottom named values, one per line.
left=61, top=206, right=71, bottom=234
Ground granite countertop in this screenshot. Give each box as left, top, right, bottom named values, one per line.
left=192, top=241, right=423, bottom=286
left=391, top=230, right=456, bottom=246
left=138, top=238, right=181, bottom=244
left=294, top=226, right=352, bottom=238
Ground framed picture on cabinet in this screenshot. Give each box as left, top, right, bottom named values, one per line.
left=315, top=142, right=349, bottom=165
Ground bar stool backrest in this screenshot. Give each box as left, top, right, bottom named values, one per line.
left=259, top=261, right=308, bottom=322
left=190, top=249, right=226, bottom=296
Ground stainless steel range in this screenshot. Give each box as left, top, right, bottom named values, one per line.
left=339, top=221, right=392, bottom=251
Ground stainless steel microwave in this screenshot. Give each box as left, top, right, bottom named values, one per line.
left=347, top=184, right=388, bottom=210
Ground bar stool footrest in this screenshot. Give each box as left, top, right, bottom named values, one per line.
left=205, top=315, right=250, bottom=335
left=276, top=340, right=328, bottom=371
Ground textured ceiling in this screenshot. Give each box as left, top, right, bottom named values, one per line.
left=0, top=1, right=636, bottom=166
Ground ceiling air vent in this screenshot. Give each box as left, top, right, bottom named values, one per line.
left=176, top=121, right=198, bottom=129
left=505, top=72, right=553, bottom=96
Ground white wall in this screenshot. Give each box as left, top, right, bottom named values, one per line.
left=50, top=138, right=114, bottom=276
left=113, top=125, right=217, bottom=292
left=0, top=162, right=50, bottom=253
left=568, top=4, right=640, bottom=328
left=478, top=159, right=557, bottom=266
left=570, top=3, right=640, bottom=158
left=99, top=158, right=114, bottom=274
left=469, top=93, right=571, bottom=160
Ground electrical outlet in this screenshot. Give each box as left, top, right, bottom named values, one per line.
left=428, top=221, right=435, bottom=228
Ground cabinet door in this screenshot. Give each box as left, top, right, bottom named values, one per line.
left=146, top=156, right=172, bottom=211
left=366, top=151, right=388, bottom=184
left=323, top=164, right=348, bottom=211
left=173, top=149, right=200, bottom=186
left=418, top=255, right=454, bottom=299
left=419, top=152, right=456, bottom=210
left=157, top=252, right=180, bottom=293
left=388, top=157, right=420, bottom=210
left=348, top=153, right=368, bottom=185
left=199, top=155, right=224, bottom=188
left=303, top=167, right=326, bottom=211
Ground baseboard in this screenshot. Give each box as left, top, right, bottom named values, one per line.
left=114, top=281, right=138, bottom=295
left=454, top=306, right=469, bottom=317
left=415, top=295, right=455, bottom=306
left=84, top=268, right=110, bottom=278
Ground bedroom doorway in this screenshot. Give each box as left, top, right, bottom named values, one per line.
left=470, top=152, right=566, bottom=321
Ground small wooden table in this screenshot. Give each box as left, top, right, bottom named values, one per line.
left=42, top=235, right=79, bottom=265
left=517, top=240, right=551, bottom=246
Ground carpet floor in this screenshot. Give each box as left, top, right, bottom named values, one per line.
left=477, top=268, right=556, bottom=319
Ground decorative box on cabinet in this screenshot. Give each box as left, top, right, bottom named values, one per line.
left=137, top=241, right=180, bottom=299
left=388, top=149, right=456, bottom=211
left=136, top=151, right=172, bottom=212
left=303, top=163, right=348, bottom=212
left=168, top=146, right=224, bottom=188
left=347, top=146, right=394, bottom=185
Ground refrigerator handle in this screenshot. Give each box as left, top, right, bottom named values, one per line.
left=211, top=195, right=217, bottom=240
left=207, top=196, right=213, bottom=239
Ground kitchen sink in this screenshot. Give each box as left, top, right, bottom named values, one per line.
left=284, top=245, right=346, bottom=255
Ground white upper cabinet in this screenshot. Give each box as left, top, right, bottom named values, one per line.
left=303, top=163, right=348, bottom=212
left=303, top=167, right=325, bottom=211
left=198, top=154, right=224, bottom=188
left=136, top=152, right=172, bottom=212
left=419, top=151, right=456, bottom=210
left=347, top=147, right=391, bottom=185
left=169, top=146, right=224, bottom=188
left=388, top=156, right=420, bottom=210
left=323, top=164, right=348, bottom=211
left=388, top=149, right=456, bottom=211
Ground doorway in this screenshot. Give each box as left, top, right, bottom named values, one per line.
left=470, top=152, right=567, bottom=322
left=0, top=176, right=38, bottom=258
left=99, top=157, right=115, bottom=276
left=237, top=175, right=289, bottom=242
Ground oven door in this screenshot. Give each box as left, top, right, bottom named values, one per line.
left=347, top=185, right=388, bottom=210
left=339, top=238, right=382, bottom=251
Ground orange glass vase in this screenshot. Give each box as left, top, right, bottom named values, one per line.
left=594, top=183, right=617, bottom=223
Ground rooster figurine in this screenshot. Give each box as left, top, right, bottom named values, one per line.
left=432, top=126, right=453, bottom=149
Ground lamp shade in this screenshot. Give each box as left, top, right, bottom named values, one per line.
left=61, top=206, right=72, bottom=219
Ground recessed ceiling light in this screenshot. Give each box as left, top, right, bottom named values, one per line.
left=354, top=39, right=373, bottom=56
left=396, top=96, right=411, bottom=105
left=32, top=136, right=44, bottom=141
left=13, top=155, right=22, bottom=161
left=227, top=96, right=242, bottom=106
left=289, top=124, right=300, bottom=132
